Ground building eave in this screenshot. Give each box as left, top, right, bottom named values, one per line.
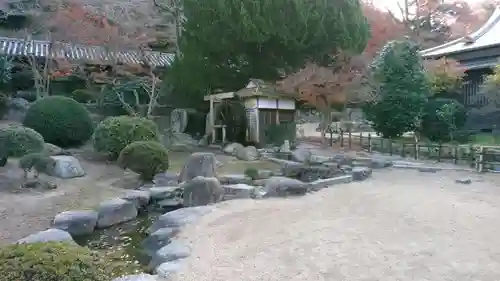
left=420, top=6, right=500, bottom=59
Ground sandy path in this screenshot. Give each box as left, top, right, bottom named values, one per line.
left=172, top=169, right=500, bottom=281
left=0, top=160, right=130, bottom=244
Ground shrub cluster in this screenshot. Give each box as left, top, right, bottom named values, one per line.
left=0, top=242, right=138, bottom=281
left=0, top=125, right=44, bottom=157
left=23, top=96, right=94, bottom=148
left=117, top=141, right=169, bottom=181
left=92, top=116, right=160, bottom=160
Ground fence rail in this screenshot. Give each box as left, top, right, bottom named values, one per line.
left=330, top=129, right=500, bottom=173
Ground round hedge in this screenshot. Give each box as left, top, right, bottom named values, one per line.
left=0, top=125, right=44, bottom=157
left=0, top=242, right=136, bottom=281
left=92, top=116, right=160, bottom=160
left=22, top=96, right=94, bottom=148
left=118, top=141, right=169, bottom=181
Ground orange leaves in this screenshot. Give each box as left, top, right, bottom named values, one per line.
left=362, top=4, right=405, bottom=58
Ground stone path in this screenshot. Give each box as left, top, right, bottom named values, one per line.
left=171, top=169, right=500, bottom=281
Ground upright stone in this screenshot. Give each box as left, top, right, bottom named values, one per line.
left=182, top=176, right=224, bottom=207
left=179, top=152, right=217, bottom=183
left=170, top=109, right=189, bottom=133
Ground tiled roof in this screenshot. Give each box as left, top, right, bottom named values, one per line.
left=0, top=36, right=174, bottom=67
left=420, top=6, right=500, bottom=58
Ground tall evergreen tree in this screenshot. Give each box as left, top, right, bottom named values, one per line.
left=167, top=0, right=370, bottom=108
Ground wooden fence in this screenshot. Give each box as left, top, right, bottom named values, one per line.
left=331, top=129, right=500, bottom=173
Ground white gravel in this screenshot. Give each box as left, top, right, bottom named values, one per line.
left=171, top=169, right=500, bottom=281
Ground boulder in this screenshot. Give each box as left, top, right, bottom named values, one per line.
left=258, top=169, right=273, bottom=179
left=112, top=274, right=160, bottom=281
left=21, top=179, right=57, bottom=190
left=281, top=161, right=343, bottom=182
left=262, top=176, right=309, bottom=197
left=280, top=140, right=291, bottom=153
left=96, top=198, right=138, bottom=228
left=43, top=143, right=64, bottom=156
left=456, top=178, right=472, bottom=184
left=182, top=176, right=224, bottom=207
left=141, top=227, right=177, bottom=257
left=17, top=228, right=75, bottom=244
left=122, top=190, right=151, bottom=209
left=235, top=146, right=259, bottom=161
left=49, top=155, right=85, bottom=179
left=291, top=148, right=312, bottom=163
left=156, top=259, right=185, bottom=279
left=150, top=241, right=191, bottom=269
left=170, top=108, right=189, bottom=133
left=179, top=152, right=217, bottom=182
left=52, top=210, right=98, bottom=236
left=223, top=184, right=257, bottom=200
left=218, top=174, right=252, bottom=185
left=148, top=206, right=213, bottom=233
left=153, top=172, right=179, bottom=186
left=5, top=97, right=30, bottom=122
left=351, top=167, right=372, bottom=181
left=154, top=198, right=183, bottom=210
left=223, top=142, right=244, bottom=155
left=149, top=186, right=183, bottom=201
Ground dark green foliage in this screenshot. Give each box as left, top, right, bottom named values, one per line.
left=264, top=122, right=296, bottom=146
left=65, top=89, right=96, bottom=103
left=217, top=100, right=248, bottom=144
left=184, top=110, right=207, bottom=138
left=363, top=40, right=430, bottom=138
left=23, top=96, right=94, bottom=148
left=420, top=98, right=467, bottom=142
left=19, top=152, right=56, bottom=178
left=92, top=116, right=160, bottom=160
left=0, top=93, right=8, bottom=118
left=0, top=125, right=44, bottom=157
left=117, top=141, right=169, bottom=181
left=244, top=167, right=259, bottom=180
left=166, top=0, right=370, bottom=109
left=0, top=242, right=139, bottom=281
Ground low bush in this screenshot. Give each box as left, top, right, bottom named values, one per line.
left=0, top=125, right=44, bottom=157
left=0, top=241, right=139, bottom=281
left=23, top=96, right=94, bottom=148
left=244, top=167, right=259, bottom=180
left=19, top=152, right=55, bottom=178
left=93, top=116, right=160, bottom=160
left=117, top=141, right=169, bottom=181
left=420, top=98, right=467, bottom=142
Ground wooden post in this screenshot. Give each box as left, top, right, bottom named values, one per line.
left=348, top=131, right=352, bottom=149
left=368, top=133, right=372, bottom=153
left=209, top=96, right=215, bottom=144
left=401, top=142, right=405, bottom=157
left=453, top=146, right=458, bottom=165
left=339, top=129, right=344, bottom=148
left=478, top=146, right=485, bottom=172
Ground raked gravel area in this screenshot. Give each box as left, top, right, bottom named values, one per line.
left=171, top=168, right=500, bottom=281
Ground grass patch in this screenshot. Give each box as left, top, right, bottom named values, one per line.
left=468, top=134, right=500, bottom=146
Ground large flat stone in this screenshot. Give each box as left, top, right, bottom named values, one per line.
left=96, top=198, right=138, bottom=228
left=52, top=210, right=98, bottom=236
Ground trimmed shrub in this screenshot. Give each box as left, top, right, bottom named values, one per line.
left=19, top=152, right=56, bottom=178
left=0, top=125, right=44, bottom=157
left=22, top=96, right=94, bottom=148
left=0, top=242, right=139, bottom=281
left=244, top=167, right=259, bottom=180
left=117, top=141, right=169, bottom=181
left=93, top=116, right=160, bottom=160
left=420, top=98, right=467, bottom=142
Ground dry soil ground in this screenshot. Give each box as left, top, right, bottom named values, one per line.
left=0, top=146, right=279, bottom=245
left=172, top=169, right=500, bottom=281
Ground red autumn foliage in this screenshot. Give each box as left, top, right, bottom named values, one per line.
left=278, top=4, right=401, bottom=112
left=362, top=4, right=406, bottom=57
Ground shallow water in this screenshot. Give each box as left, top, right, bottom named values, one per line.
left=74, top=206, right=179, bottom=270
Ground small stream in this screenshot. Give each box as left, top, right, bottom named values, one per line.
left=73, top=206, right=180, bottom=270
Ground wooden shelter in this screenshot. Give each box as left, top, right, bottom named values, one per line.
left=204, top=79, right=296, bottom=144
